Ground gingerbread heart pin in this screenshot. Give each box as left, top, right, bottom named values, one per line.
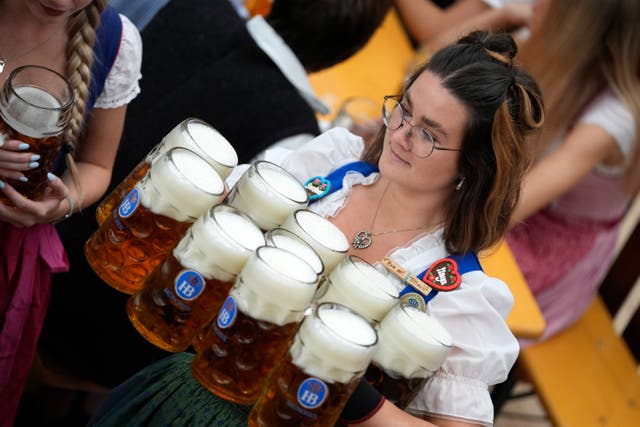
left=420, top=258, right=462, bottom=292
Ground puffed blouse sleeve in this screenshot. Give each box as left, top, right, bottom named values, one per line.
left=93, top=14, right=143, bottom=109
left=390, top=237, right=519, bottom=426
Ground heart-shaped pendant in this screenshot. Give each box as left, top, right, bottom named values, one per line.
left=352, top=230, right=372, bottom=249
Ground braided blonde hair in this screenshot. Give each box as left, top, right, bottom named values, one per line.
left=63, top=0, right=106, bottom=204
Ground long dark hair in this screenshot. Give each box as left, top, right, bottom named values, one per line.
left=364, top=31, right=544, bottom=254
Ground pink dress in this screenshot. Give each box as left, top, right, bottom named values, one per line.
left=0, top=223, right=68, bottom=425
left=507, top=90, right=636, bottom=345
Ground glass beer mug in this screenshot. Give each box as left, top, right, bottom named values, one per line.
left=313, top=255, right=399, bottom=323
left=280, top=209, right=350, bottom=273
left=265, top=227, right=324, bottom=277
left=191, top=246, right=318, bottom=405
left=365, top=303, right=452, bottom=409
left=248, top=302, right=378, bottom=427
left=226, top=160, right=309, bottom=231
left=127, top=204, right=265, bottom=352
left=0, top=65, right=73, bottom=202
left=85, top=147, right=225, bottom=294
left=95, top=117, right=237, bottom=224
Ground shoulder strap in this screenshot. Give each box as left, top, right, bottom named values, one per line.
left=306, top=160, right=379, bottom=204
left=86, top=5, right=123, bottom=115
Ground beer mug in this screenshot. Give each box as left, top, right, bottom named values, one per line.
left=127, top=204, right=265, bottom=352
left=95, top=117, right=237, bottom=224
left=248, top=302, right=378, bottom=427
left=365, top=303, right=452, bottom=409
left=313, top=255, right=399, bottom=323
left=0, top=65, right=73, bottom=202
left=265, top=228, right=324, bottom=277
left=226, top=160, right=309, bottom=230
left=191, top=246, right=318, bottom=404
left=85, top=147, right=225, bottom=294
left=280, top=209, right=349, bottom=272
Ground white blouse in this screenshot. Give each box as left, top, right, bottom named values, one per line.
left=259, top=127, right=519, bottom=426
left=93, top=14, right=142, bottom=109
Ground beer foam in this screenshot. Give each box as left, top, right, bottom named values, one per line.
left=266, top=229, right=324, bottom=276
left=160, top=119, right=238, bottom=179
left=140, top=148, right=224, bottom=221
left=282, top=210, right=349, bottom=272
left=315, top=257, right=398, bottom=322
left=174, top=205, right=265, bottom=279
left=1, top=86, right=64, bottom=137
left=228, top=162, right=308, bottom=229
left=232, top=246, right=317, bottom=326
left=290, top=304, right=377, bottom=383
left=372, top=305, right=453, bottom=377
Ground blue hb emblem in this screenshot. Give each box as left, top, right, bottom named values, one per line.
left=174, top=270, right=205, bottom=301
left=297, top=377, right=328, bottom=409
left=118, top=188, right=139, bottom=218
left=217, top=296, right=237, bottom=329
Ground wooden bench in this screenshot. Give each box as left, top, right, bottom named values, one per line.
left=516, top=202, right=640, bottom=426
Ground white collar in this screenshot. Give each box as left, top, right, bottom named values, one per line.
left=246, top=16, right=330, bottom=115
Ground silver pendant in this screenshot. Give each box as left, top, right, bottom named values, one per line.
left=352, top=230, right=372, bottom=249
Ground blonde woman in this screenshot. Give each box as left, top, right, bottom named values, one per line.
left=507, top=0, right=640, bottom=344
left=0, top=1, right=142, bottom=424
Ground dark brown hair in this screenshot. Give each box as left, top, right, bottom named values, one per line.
left=364, top=31, right=544, bottom=254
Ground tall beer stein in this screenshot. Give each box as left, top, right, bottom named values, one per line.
left=0, top=65, right=73, bottom=202
left=313, top=255, right=399, bottom=323
left=127, top=204, right=265, bottom=352
left=365, top=303, right=452, bottom=409
left=96, top=117, right=237, bottom=224
left=265, top=227, right=324, bottom=277
left=280, top=209, right=349, bottom=272
left=191, top=246, right=318, bottom=404
left=85, top=147, right=225, bottom=294
left=248, top=302, right=378, bottom=427
left=226, top=160, right=309, bottom=230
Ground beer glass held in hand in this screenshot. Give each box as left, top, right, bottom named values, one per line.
left=248, top=302, right=378, bottom=427
left=0, top=65, right=73, bottom=203
left=85, top=147, right=225, bottom=294
left=226, top=160, right=309, bottom=231
left=313, top=255, right=399, bottom=323
left=280, top=209, right=349, bottom=273
left=191, top=246, right=318, bottom=405
left=95, top=117, right=238, bottom=224
left=365, top=303, right=452, bottom=409
left=127, top=204, right=265, bottom=352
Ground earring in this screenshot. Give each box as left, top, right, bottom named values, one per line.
left=455, top=177, right=465, bottom=191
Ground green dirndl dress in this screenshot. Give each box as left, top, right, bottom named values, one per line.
left=89, top=352, right=251, bottom=427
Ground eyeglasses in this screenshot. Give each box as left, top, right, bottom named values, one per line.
left=382, top=95, right=462, bottom=158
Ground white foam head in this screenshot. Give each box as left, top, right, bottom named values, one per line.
left=280, top=209, right=349, bottom=271
left=289, top=303, right=377, bottom=383
left=227, top=161, right=309, bottom=230
left=231, top=246, right=318, bottom=325
left=265, top=228, right=324, bottom=276
left=2, top=86, right=65, bottom=137
left=156, top=118, right=238, bottom=179
left=174, top=205, right=265, bottom=281
left=139, top=147, right=225, bottom=221
left=372, top=304, right=453, bottom=378
left=314, top=256, right=398, bottom=322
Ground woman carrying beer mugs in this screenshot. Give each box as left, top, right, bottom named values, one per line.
left=90, top=31, right=542, bottom=426
left=0, top=1, right=142, bottom=424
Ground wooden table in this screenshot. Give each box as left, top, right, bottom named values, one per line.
left=309, top=10, right=545, bottom=340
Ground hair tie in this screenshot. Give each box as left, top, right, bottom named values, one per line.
left=61, top=143, right=74, bottom=155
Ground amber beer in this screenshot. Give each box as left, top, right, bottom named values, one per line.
left=191, top=246, right=318, bottom=404
left=365, top=303, right=452, bottom=409
left=248, top=303, right=378, bottom=427
left=95, top=117, right=238, bottom=224
left=0, top=65, right=73, bottom=202
left=313, top=255, right=399, bottom=323
left=85, top=147, right=225, bottom=294
left=280, top=209, right=349, bottom=272
left=127, top=204, right=265, bottom=352
left=226, top=161, right=309, bottom=230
